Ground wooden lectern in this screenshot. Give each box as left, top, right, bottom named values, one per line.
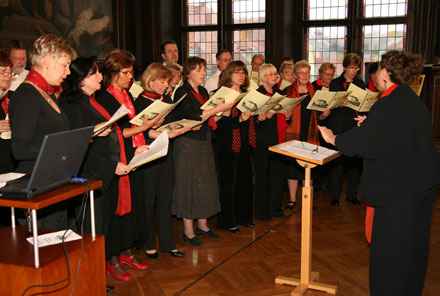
left=269, top=141, right=341, bottom=296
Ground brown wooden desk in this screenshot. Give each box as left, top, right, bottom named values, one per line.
left=0, top=180, right=102, bottom=268
left=0, top=180, right=105, bottom=295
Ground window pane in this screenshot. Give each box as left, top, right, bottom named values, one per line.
left=187, top=31, right=218, bottom=77
left=363, top=0, right=407, bottom=18
left=232, top=0, right=266, bottom=24
left=187, top=0, right=218, bottom=25
left=232, top=29, right=265, bottom=67
left=362, top=24, right=407, bottom=63
left=307, top=0, right=348, bottom=20
left=307, top=26, right=347, bottom=81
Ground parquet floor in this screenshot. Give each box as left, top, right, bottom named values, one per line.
left=108, top=187, right=440, bottom=296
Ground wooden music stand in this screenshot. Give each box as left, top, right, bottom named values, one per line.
left=270, top=141, right=341, bottom=295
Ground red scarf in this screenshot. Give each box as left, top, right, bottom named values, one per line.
left=230, top=107, right=256, bottom=152
left=367, top=80, right=377, bottom=92
left=140, top=91, right=161, bottom=100
left=285, top=81, right=319, bottom=144
left=190, top=90, right=217, bottom=130
left=365, top=83, right=399, bottom=243
left=25, top=69, right=54, bottom=94
left=107, top=85, right=146, bottom=147
left=89, top=96, right=132, bottom=216
left=0, top=91, right=9, bottom=115
left=316, top=78, right=327, bottom=87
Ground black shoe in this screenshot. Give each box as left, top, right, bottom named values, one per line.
left=196, top=227, right=220, bottom=239
left=228, top=227, right=240, bottom=234
left=106, top=285, right=115, bottom=293
left=183, top=233, right=203, bottom=246
left=144, top=250, right=159, bottom=259
left=241, top=223, right=255, bottom=228
left=348, top=198, right=361, bottom=205
left=285, top=201, right=296, bottom=211
left=169, top=250, right=186, bottom=257
left=331, top=200, right=340, bottom=207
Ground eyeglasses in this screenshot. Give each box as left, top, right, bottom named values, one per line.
left=120, top=70, right=133, bottom=77
left=0, top=69, right=12, bottom=76
left=297, top=71, right=310, bottom=76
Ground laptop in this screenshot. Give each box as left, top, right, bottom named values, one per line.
left=0, top=126, right=94, bottom=198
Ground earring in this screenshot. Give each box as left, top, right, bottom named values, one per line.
left=80, top=81, right=85, bottom=87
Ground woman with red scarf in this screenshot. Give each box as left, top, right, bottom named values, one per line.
left=9, top=34, right=76, bottom=230
left=284, top=60, right=322, bottom=210
left=134, top=62, right=189, bottom=258
left=172, top=57, right=234, bottom=247
left=319, top=50, right=439, bottom=296
left=95, top=51, right=156, bottom=281
left=215, top=61, right=256, bottom=233
left=0, top=50, right=15, bottom=173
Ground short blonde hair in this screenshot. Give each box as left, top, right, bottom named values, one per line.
left=29, top=34, right=76, bottom=67
left=318, top=62, right=336, bottom=74
left=294, top=60, right=311, bottom=74
left=258, top=63, right=277, bottom=85
left=141, top=63, right=172, bottom=92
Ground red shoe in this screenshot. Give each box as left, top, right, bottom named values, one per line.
left=106, top=261, right=132, bottom=281
left=119, top=253, right=149, bottom=270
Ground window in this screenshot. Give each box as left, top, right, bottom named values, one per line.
left=183, top=1, right=266, bottom=78
left=304, top=0, right=409, bottom=81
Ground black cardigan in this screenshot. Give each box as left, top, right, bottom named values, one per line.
left=327, top=73, right=365, bottom=134
left=9, top=83, right=70, bottom=174
left=62, top=93, right=120, bottom=189
left=173, top=80, right=210, bottom=141
left=335, top=84, right=440, bottom=207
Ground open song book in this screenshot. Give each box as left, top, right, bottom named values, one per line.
left=306, top=90, right=351, bottom=112
left=237, top=88, right=307, bottom=115
left=200, top=86, right=245, bottom=115
left=128, top=131, right=169, bottom=168
left=345, top=83, right=380, bottom=112
left=130, top=94, right=186, bottom=126
left=270, top=140, right=341, bottom=165
left=155, top=119, right=203, bottom=133
left=92, top=104, right=129, bottom=137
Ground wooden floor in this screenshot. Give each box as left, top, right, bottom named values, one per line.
left=107, top=188, right=440, bottom=296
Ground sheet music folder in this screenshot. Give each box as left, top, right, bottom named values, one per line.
left=0, top=126, right=94, bottom=199
left=269, top=140, right=341, bottom=165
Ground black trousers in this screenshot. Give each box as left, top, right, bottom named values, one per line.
left=330, top=155, right=361, bottom=201
left=142, top=156, right=176, bottom=252
left=369, top=188, right=436, bottom=295
left=268, top=154, right=286, bottom=216
left=217, top=148, right=254, bottom=229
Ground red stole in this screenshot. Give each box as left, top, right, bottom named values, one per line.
left=140, top=91, right=161, bottom=100
left=365, top=83, right=398, bottom=243
left=107, top=85, right=146, bottom=147
left=285, top=81, right=319, bottom=145
left=230, top=106, right=256, bottom=153
left=89, top=96, right=132, bottom=216
left=25, top=69, right=54, bottom=94
left=190, top=90, right=217, bottom=130
left=367, top=80, right=377, bottom=92
left=0, top=91, right=9, bottom=115
left=316, top=78, right=326, bottom=87
left=262, top=90, right=287, bottom=144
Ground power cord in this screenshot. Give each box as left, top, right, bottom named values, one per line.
left=21, top=179, right=90, bottom=296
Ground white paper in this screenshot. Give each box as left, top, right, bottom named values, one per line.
left=92, top=104, right=128, bottom=136
left=0, top=172, right=26, bottom=184
left=273, top=140, right=339, bottom=161
left=26, top=229, right=82, bottom=247
left=128, top=81, right=143, bottom=99
left=0, top=113, right=11, bottom=140
left=128, top=132, right=169, bottom=168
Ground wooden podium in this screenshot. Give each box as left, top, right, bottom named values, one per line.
left=0, top=180, right=106, bottom=296
left=270, top=141, right=341, bottom=296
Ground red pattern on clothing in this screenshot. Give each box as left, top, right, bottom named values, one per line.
left=285, top=81, right=319, bottom=145
left=231, top=107, right=241, bottom=153
left=364, top=83, right=399, bottom=243
left=25, top=69, right=54, bottom=94
left=248, top=116, right=256, bottom=148
left=190, top=90, right=217, bottom=130
left=89, top=96, right=132, bottom=216
left=0, top=92, right=9, bottom=115
left=107, top=85, right=146, bottom=147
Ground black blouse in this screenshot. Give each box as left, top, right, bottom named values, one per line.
left=9, top=83, right=70, bottom=174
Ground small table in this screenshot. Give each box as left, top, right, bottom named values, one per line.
left=0, top=180, right=102, bottom=268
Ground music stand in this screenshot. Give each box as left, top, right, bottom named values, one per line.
left=270, top=140, right=341, bottom=295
